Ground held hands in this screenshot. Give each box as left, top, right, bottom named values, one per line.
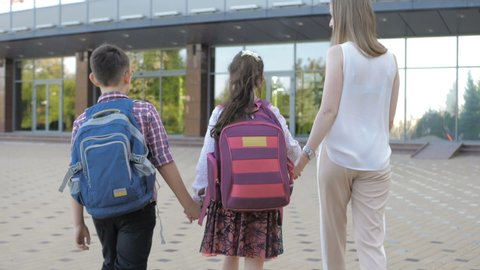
left=293, top=153, right=310, bottom=179
left=184, top=200, right=201, bottom=223
left=74, top=222, right=91, bottom=251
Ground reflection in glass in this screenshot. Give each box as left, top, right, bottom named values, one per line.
left=390, top=69, right=406, bottom=140
left=15, top=60, right=34, bottom=81
left=406, top=68, right=456, bottom=141
left=380, top=38, right=406, bottom=68
left=458, top=68, right=480, bottom=141
left=48, top=84, right=61, bottom=131
left=130, top=77, right=160, bottom=108
left=63, top=57, right=76, bottom=80
left=459, top=36, right=480, bottom=67
left=245, top=44, right=294, bottom=72
left=16, top=82, right=32, bottom=131
left=63, top=79, right=75, bottom=131
left=12, top=0, right=33, bottom=11
left=295, top=41, right=328, bottom=136
left=270, top=76, right=291, bottom=127
left=296, top=71, right=323, bottom=136
left=35, top=84, right=47, bottom=131
left=407, top=37, right=456, bottom=68
left=35, top=58, right=62, bottom=80
left=214, top=46, right=242, bottom=74
left=296, top=42, right=329, bottom=70
left=214, top=74, right=229, bottom=106
left=128, top=50, right=161, bottom=72
left=162, top=76, right=185, bottom=134
left=35, top=0, right=59, bottom=8
left=163, top=49, right=187, bottom=70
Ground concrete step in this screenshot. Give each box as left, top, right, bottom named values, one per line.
left=411, top=142, right=463, bottom=159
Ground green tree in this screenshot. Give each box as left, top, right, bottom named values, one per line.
left=412, top=109, right=455, bottom=141
left=459, top=73, right=480, bottom=140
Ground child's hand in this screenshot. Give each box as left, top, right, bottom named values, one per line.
left=184, top=201, right=201, bottom=223
left=293, top=154, right=309, bottom=179
left=74, top=223, right=91, bottom=251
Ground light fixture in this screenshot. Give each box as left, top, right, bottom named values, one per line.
left=272, top=1, right=304, bottom=8
left=37, top=42, right=43, bottom=46
left=36, top=23, right=56, bottom=30
left=284, top=34, right=291, bottom=39
left=234, top=25, right=242, bottom=30
left=79, top=37, right=87, bottom=42
left=296, top=21, right=304, bottom=26
left=62, top=21, right=82, bottom=27
left=230, top=4, right=260, bottom=11
left=154, top=11, right=181, bottom=18
left=123, top=33, right=130, bottom=38
left=120, top=14, right=145, bottom=21
left=12, top=26, right=29, bottom=32
left=380, top=17, right=387, bottom=22
left=227, top=37, right=235, bottom=42
left=90, top=17, right=112, bottom=24
left=427, top=28, right=434, bottom=33
left=190, top=7, right=217, bottom=15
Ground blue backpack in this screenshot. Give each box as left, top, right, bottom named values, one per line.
left=59, top=98, right=156, bottom=219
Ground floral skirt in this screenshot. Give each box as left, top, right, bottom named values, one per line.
left=200, top=201, right=283, bottom=259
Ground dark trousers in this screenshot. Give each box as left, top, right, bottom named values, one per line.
left=93, top=203, right=156, bottom=270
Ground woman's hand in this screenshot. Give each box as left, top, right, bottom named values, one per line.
left=293, top=154, right=309, bottom=179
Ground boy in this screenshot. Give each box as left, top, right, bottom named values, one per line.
left=69, top=44, right=200, bottom=270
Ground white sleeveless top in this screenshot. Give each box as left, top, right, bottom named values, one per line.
left=324, top=41, right=397, bottom=171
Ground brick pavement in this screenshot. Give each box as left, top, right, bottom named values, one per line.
left=0, top=141, right=479, bottom=270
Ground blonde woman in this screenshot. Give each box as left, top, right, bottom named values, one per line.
left=294, top=0, right=399, bottom=269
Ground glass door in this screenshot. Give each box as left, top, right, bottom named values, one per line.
left=33, top=82, right=62, bottom=132
left=264, top=73, right=295, bottom=135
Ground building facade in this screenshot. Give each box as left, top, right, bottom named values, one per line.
left=0, top=0, right=479, bottom=143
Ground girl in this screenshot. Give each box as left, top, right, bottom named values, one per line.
left=294, top=0, right=400, bottom=269
left=192, top=50, right=301, bottom=270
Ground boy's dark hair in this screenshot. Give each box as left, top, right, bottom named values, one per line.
left=211, top=50, right=264, bottom=138
left=90, top=44, right=130, bottom=87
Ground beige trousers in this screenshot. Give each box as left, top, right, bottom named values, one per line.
left=317, top=145, right=391, bottom=270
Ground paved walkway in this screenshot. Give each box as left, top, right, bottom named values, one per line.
left=0, top=141, right=479, bottom=270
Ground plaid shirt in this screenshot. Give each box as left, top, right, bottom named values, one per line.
left=71, top=91, right=173, bottom=168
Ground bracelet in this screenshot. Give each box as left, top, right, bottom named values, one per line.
left=302, top=145, right=315, bottom=160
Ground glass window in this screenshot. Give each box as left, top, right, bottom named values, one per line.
left=162, top=76, right=186, bottom=134
left=12, top=0, right=33, bottom=11
left=61, top=0, right=84, bottom=4
left=458, top=68, right=480, bottom=141
left=214, top=74, right=229, bottom=106
left=15, top=82, right=33, bottom=131
left=214, top=46, right=243, bottom=74
left=295, top=71, right=323, bottom=136
left=295, top=41, right=329, bottom=71
left=15, top=60, right=34, bottom=81
left=0, top=0, right=10, bottom=13
left=63, top=78, right=75, bottom=131
left=380, top=38, right=406, bottom=69
left=35, top=58, right=62, bottom=80
left=128, top=50, right=161, bottom=72
left=35, top=0, right=59, bottom=8
left=459, top=36, right=480, bottom=67
left=390, top=69, right=406, bottom=141
left=406, top=68, right=456, bottom=141
left=162, top=49, right=187, bottom=70
left=63, top=56, right=76, bottom=80
left=407, top=37, right=457, bottom=68
left=245, top=43, right=294, bottom=72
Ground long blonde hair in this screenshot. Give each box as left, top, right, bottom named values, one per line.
left=330, top=0, right=386, bottom=57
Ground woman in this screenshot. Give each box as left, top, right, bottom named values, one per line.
left=294, top=0, right=400, bottom=269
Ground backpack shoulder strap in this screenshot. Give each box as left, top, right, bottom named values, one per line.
left=256, top=99, right=283, bottom=129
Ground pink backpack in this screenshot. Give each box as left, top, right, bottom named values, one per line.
left=199, top=100, right=293, bottom=224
